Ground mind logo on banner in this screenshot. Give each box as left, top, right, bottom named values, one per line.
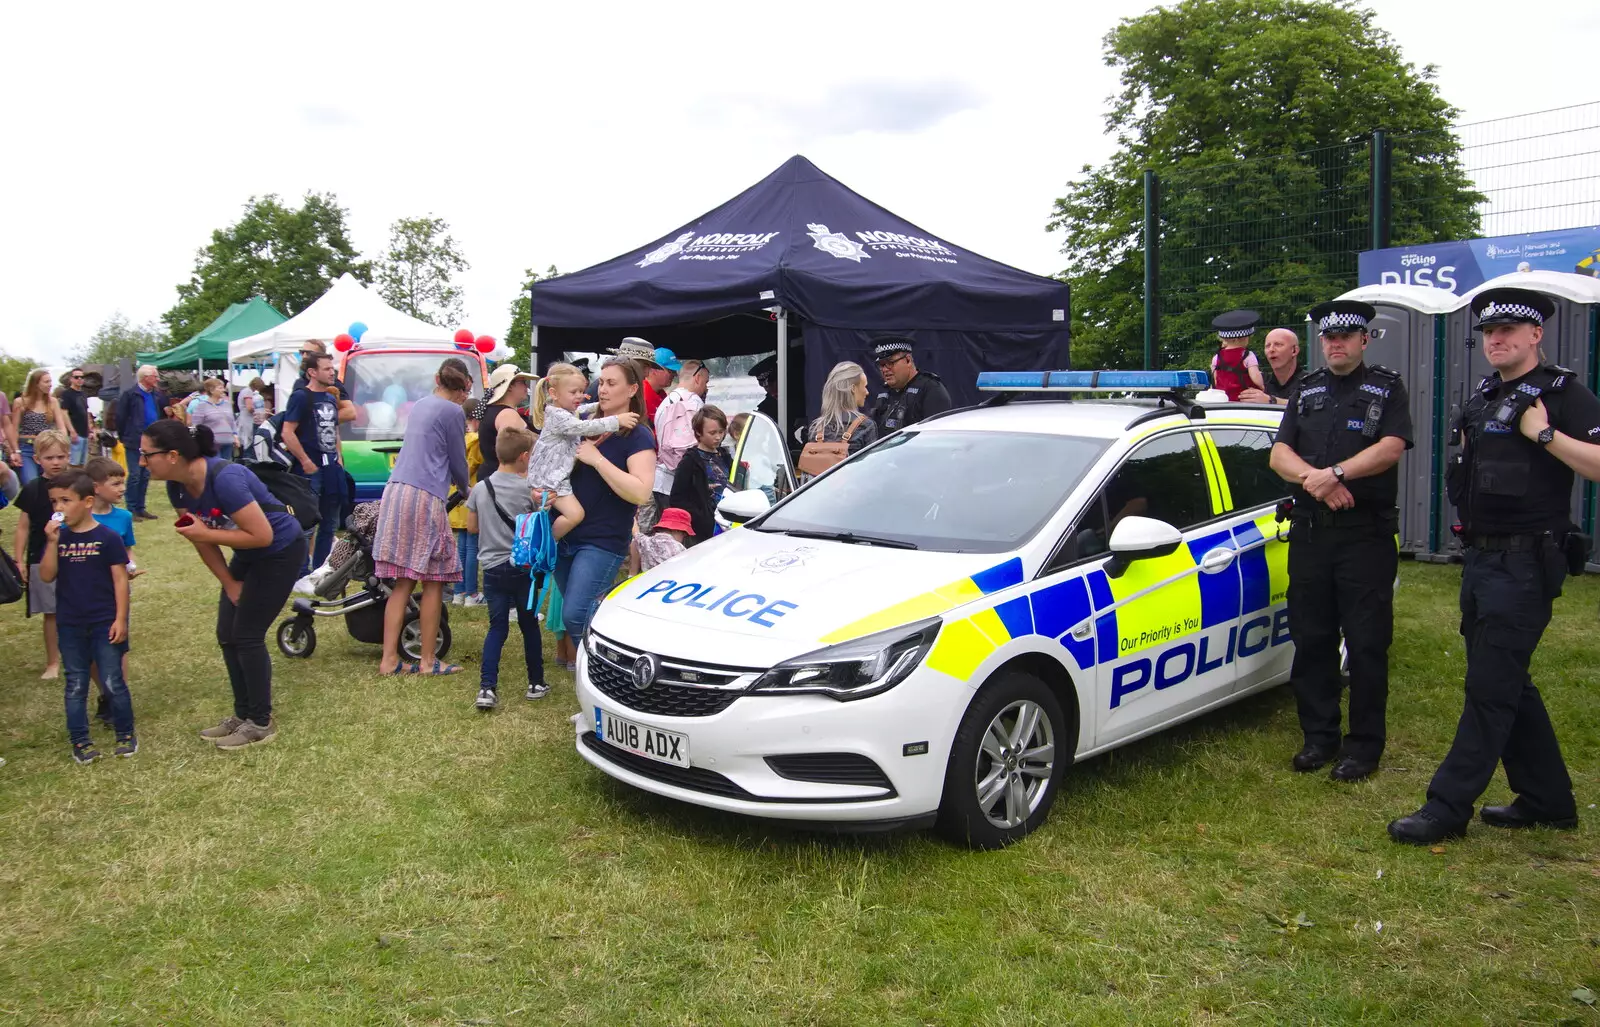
left=807, top=223, right=871, bottom=263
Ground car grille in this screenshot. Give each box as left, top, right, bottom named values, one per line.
left=765, top=754, right=895, bottom=793
left=580, top=732, right=754, bottom=799
left=586, top=633, right=760, bottom=718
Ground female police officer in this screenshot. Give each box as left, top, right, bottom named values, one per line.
left=1389, top=287, right=1600, bottom=845
left=1269, top=300, right=1412, bottom=784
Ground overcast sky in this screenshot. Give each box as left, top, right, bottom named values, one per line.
left=3, top=0, right=1596, bottom=365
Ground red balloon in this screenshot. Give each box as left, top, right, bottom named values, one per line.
left=453, top=328, right=474, bottom=345
left=334, top=333, right=355, bottom=351
left=475, top=335, right=496, bottom=354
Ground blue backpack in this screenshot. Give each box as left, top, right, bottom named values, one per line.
left=483, top=480, right=558, bottom=608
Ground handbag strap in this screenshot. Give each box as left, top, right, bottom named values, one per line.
left=841, top=416, right=864, bottom=442
left=480, top=478, right=519, bottom=532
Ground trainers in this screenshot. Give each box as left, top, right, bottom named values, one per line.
left=525, top=683, right=550, bottom=701
left=475, top=688, right=498, bottom=710
left=72, top=741, right=103, bottom=764
left=114, top=734, right=139, bottom=757
left=214, top=719, right=277, bottom=750
left=199, top=715, right=245, bottom=740
left=463, top=593, right=487, bottom=607
left=451, top=593, right=465, bottom=606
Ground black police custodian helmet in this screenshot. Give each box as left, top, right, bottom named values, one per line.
left=1309, top=300, right=1377, bottom=335
left=1471, top=287, right=1557, bottom=330
left=748, top=354, right=777, bottom=383
left=1212, top=309, right=1261, bottom=339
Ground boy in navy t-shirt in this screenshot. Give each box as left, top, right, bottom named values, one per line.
left=40, top=471, right=135, bottom=763
left=86, top=456, right=144, bottom=723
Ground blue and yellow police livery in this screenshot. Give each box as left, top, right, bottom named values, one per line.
left=571, top=372, right=1294, bottom=849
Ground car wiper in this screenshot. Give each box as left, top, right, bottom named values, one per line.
left=768, top=527, right=918, bottom=550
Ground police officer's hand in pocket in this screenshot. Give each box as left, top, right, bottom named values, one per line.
left=1518, top=397, right=1550, bottom=441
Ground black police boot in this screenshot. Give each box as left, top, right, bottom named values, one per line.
left=1387, top=807, right=1468, bottom=845
left=1329, top=756, right=1379, bottom=783
left=1480, top=802, right=1579, bottom=831
left=1291, top=744, right=1338, bottom=773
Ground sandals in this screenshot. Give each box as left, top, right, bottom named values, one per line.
left=380, top=661, right=420, bottom=677
left=380, top=660, right=461, bottom=677
left=424, top=660, right=463, bottom=676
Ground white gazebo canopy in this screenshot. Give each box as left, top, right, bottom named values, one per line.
left=227, top=273, right=456, bottom=363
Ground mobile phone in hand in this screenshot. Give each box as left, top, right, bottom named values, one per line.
left=175, top=513, right=195, bottom=528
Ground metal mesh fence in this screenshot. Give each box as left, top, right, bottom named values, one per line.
left=1145, top=101, right=1599, bottom=369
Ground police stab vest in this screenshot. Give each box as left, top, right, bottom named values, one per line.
left=1294, top=364, right=1403, bottom=463
left=1448, top=363, right=1573, bottom=518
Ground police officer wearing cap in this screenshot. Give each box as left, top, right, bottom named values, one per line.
left=870, top=336, right=951, bottom=432
left=1270, top=300, right=1413, bottom=783
left=1388, top=288, right=1600, bottom=845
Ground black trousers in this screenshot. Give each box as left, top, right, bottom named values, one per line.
left=1424, top=544, right=1576, bottom=824
left=1286, top=522, right=1397, bottom=762
left=216, top=536, right=306, bottom=726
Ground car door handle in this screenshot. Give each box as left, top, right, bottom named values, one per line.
left=1199, top=547, right=1236, bottom=574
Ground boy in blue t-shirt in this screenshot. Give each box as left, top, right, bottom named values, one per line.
left=40, top=471, right=136, bottom=763
left=86, top=457, right=144, bottom=722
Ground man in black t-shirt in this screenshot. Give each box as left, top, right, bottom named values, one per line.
left=61, top=368, right=92, bottom=464
left=1240, top=329, right=1304, bottom=405
left=1390, top=288, right=1600, bottom=845
left=1270, top=300, right=1413, bottom=784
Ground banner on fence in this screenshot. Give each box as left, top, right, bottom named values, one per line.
left=1359, top=225, right=1600, bottom=293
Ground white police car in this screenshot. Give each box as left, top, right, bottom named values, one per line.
left=571, top=371, right=1294, bottom=848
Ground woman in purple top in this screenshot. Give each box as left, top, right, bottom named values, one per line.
left=374, top=358, right=473, bottom=675
left=186, top=378, right=238, bottom=460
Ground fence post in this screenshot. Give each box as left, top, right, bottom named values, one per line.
left=1143, top=170, right=1160, bottom=369
left=1370, top=130, right=1391, bottom=251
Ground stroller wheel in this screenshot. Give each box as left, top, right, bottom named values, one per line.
left=400, top=613, right=452, bottom=663
left=277, top=617, right=317, bottom=659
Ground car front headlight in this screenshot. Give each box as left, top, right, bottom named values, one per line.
left=749, top=618, right=942, bottom=702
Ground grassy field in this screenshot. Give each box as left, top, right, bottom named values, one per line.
left=1, top=497, right=1597, bottom=1026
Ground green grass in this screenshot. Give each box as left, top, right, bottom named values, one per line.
left=1, top=498, right=1597, bottom=1025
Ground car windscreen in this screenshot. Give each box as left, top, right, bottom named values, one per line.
left=754, top=429, right=1109, bottom=553
left=338, top=352, right=484, bottom=442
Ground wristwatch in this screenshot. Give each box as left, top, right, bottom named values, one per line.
left=1536, top=426, right=1556, bottom=446
left=1331, top=464, right=1346, bottom=482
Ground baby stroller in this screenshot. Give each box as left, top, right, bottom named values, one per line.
left=275, top=500, right=453, bottom=662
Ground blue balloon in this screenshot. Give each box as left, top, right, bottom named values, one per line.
left=349, top=321, right=368, bottom=341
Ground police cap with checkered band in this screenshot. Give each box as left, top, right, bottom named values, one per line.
left=1471, top=287, right=1556, bottom=330
left=1211, top=309, right=1261, bottom=339
left=1308, top=299, right=1377, bottom=335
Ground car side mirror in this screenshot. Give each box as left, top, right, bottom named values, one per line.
left=716, top=488, right=772, bottom=527
left=1105, top=516, right=1183, bottom=578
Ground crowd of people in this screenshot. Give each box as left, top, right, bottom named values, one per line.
left=3, top=333, right=959, bottom=765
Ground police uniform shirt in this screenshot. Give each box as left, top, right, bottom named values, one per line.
left=1263, top=366, right=1304, bottom=403
left=871, top=370, right=952, bottom=431
left=1273, top=363, right=1413, bottom=509
left=1462, top=367, right=1600, bottom=534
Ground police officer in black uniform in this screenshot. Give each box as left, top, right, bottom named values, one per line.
left=1389, top=288, right=1600, bottom=845
left=1270, top=300, right=1413, bottom=782
left=869, top=337, right=951, bottom=432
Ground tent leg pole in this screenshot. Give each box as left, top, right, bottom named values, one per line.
left=531, top=324, right=540, bottom=374
left=775, top=308, right=788, bottom=437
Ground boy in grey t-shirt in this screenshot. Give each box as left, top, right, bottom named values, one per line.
left=464, top=427, right=545, bottom=709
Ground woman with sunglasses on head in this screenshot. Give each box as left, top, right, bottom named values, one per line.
left=142, top=420, right=306, bottom=749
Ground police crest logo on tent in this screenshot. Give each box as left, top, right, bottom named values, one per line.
left=808, top=223, right=871, bottom=262
left=638, top=232, right=695, bottom=268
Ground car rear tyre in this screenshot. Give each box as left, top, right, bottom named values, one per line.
left=276, top=617, right=316, bottom=659
left=936, top=670, right=1068, bottom=850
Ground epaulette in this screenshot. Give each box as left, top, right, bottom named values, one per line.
left=1301, top=366, right=1332, bottom=384
left=1542, top=363, right=1576, bottom=391
left=1366, top=364, right=1404, bottom=382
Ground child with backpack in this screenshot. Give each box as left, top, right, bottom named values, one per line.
left=1209, top=309, right=1266, bottom=402
left=527, top=362, right=639, bottom=540
left=465, top=426, right=547, bottom=709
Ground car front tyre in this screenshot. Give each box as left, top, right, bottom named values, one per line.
left=936, top=671, right=1068, bottom=850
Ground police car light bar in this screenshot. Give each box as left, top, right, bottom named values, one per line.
left=975, top=370, right=1211, bottom=392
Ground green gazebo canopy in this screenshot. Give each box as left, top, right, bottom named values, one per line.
left=138, top=297, right=287, bottom=370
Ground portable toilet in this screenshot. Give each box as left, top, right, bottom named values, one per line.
left=1320, top=284, right=1466, bottom=557
left=1441, top=270, right=1600, bottom=565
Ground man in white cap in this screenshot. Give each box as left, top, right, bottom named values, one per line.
left=478, top=364, right=537, bottom=479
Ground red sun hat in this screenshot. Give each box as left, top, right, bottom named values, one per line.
left=654, top=507, right=696, bottom=535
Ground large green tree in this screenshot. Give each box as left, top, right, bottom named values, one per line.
left=72, top=313, right=166, bottom=366
left=505, top=265, right=560, bottom=370
left=0, top=351, right=36, bottom=400
left=164, top=193, right=371, bottom=343
left=1049, top=0, right=1481, bottom=369
left=376, top=215, right=470, bottom=326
